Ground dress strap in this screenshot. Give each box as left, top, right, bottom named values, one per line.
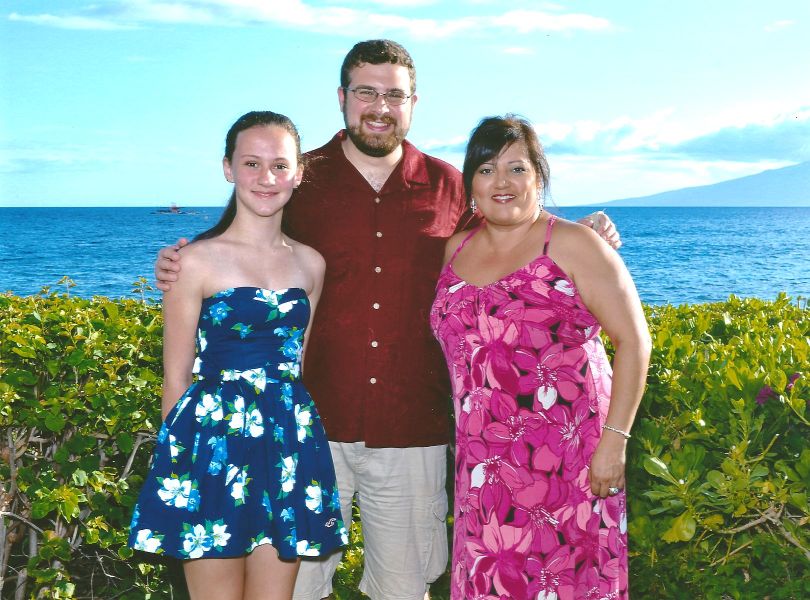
left=542, top=215, right=557, bottom=255
left=448, top=226, right=481, bottom=264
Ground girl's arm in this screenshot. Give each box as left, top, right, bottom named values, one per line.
left=161, top=247, right=205, bottom=420
left=559, top=224, right=652, bottom=498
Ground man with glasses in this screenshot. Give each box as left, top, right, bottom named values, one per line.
left=156, top=39, right=620, bottom=600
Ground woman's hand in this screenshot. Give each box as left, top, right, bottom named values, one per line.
left=589, top=431, right=627, bottom=498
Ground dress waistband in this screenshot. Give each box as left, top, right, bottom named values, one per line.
left=194, top=362, right=301, bottom=390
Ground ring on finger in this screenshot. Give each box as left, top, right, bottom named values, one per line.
left=608, top=486, right=620, bottom=496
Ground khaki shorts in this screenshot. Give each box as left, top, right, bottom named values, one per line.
left=293, top=442, right=448, bottom=600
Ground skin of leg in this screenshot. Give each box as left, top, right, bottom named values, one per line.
left=244, top=544, right=301, bottom=600
left=184, top=546, right=300, bottom=600
left=183, top=556, right=245, bottom=600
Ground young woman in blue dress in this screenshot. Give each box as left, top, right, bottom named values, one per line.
left=128, top=111, right=346, bottom=600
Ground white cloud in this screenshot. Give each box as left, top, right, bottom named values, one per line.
left=492, top=10, right=611, bottom=34
left=764, top=19, right=795, bottom=32
left=416, top=104, right=810, bottom=203
left=8, top=11, right=135, bottom=30
left=7, top=1, right=613, bottom=38
left=502, top=46, right=535, bottom=55
left=549, top=155, right=794, bottom=204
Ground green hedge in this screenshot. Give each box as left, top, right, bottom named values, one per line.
left=1, top=288, right=807, bottom=599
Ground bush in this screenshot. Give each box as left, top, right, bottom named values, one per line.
left=0, top=284, right=172, bottom=599
left=627, top=294, right=809, bottom=599
left=1, top=289, right=807, bottom=598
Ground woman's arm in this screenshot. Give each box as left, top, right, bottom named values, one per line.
left=560, top=224, right=651, bottom=497
left=161, top=246, right=205, bottom=420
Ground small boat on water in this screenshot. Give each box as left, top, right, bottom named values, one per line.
left=154, top=203, right=196, bottom=215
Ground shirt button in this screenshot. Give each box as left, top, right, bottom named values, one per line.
left=374, top=197, right=381, bottom=204
left=376, top=231, right=383, bottom=238
left=372, top=302, right=380, bottom=309
left=369, top=377, right=377, bottom=384
left=370, top=340, right=379, bottom=348
left=374, top=266, right=382, bottom=273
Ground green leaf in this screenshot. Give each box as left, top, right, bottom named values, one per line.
left=117, top=432, right=134, bottom=455
left=643, top=455, right=678, bottom=484
left=72, top=469, right=88, bottom=487
left=3, top=367, right=38, bottom=386
left=44, top=411, right=67, bottom=433
left=11, top=345, right=37, bottom=358
left=662, top=511, right=697, bottom=542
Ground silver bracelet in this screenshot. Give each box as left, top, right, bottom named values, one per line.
left=602, top=424, right=631, bottom=439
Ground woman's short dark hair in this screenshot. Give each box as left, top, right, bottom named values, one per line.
left=195, top=111, right=302, bottom=242
left=340, top=39, right=416, bottom=93
left=462, top=114, right=550, bottom=204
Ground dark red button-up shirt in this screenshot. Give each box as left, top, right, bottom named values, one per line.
left=284, top=131, right=470, bottom=447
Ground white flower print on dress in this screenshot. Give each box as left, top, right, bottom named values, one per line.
left=210, top=521, right=231, bottom=549
left=248, top=535, right=273, bottom=551
left=228, top=396, right=265, bottom=437
left=221, top=367, right=270, bottom=393
left=278, top=362, right=300, bottom=380
left=157, top=474, right=200, bottom=511
left=133, top=529, right=163, bottom=553
left=181, top=523, right=212, bottom=559
left=226, top=464, right=250, bottom=506
left=195, top=391, right=224, bottom=425
left=305, top=482, right=323, bottom=513
left=278, top=454, right=298, bottom=495
left=294, top=403, right=313, bottom=442
left=168, top=434, right=184, bottom=463
left=296, top=539, right=322, bottom=556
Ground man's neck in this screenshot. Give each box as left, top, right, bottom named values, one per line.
left=341, top=137, right=404, bottom=193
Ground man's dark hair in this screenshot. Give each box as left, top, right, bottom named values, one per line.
left=340, top=39, right=416, bottom=93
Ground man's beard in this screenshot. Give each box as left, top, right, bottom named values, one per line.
left=344, top=112, right=410, bottom=158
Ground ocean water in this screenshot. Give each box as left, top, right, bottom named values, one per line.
left=1, top=206, right=808, bottom=305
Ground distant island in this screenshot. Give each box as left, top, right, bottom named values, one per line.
left=603, top=161, right=810, bottom=207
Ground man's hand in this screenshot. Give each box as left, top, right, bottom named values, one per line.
left=578, top=211, right=622, bottom=250
left=154, top=238, right=190, bottom=292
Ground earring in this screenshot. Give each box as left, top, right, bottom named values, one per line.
left=537, top=190, right=545, bottom=214
left=470, top=198, right=477, bottom=213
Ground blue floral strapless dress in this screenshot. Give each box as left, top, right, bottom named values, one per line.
left=128, top=287, right=347, bottom=560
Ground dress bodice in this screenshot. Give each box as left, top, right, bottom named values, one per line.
left=194, top=287, right=309, bottom=379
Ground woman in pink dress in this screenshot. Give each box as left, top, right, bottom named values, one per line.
left=430, top=115, right=651, bottom=599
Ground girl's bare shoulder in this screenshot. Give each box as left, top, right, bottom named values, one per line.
left=287, top=237, right=326, bottom=274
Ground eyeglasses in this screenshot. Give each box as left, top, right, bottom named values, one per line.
left=345, top=86, right=413, bottom=106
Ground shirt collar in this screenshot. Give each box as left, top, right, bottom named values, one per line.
left=325, top=130, right=430, bottom=191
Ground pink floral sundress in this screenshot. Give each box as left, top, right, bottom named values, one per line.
left=430, top=216, right=629, bottom=599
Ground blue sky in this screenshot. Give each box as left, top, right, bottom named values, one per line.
left=1, top=1, right=808, bottom=207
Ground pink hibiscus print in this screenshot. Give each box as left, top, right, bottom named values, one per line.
left=469, top=519, right=531, bottom=599
left=467, top=310, right=521, bottom=393
left=468, top=439, right=533, bottom=522
left=514, top=343, right=586, bottom=410
left=525, top=544, right=576, bottom=599
left=513, top=473, right=569, bottom=554
left=545, top=403, right=601, bottom=478
left=573, top=565, right=625, bottom=599
left=483, top=389, right=547, bottom=465
left=565, top=511, right=611, bottom=569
